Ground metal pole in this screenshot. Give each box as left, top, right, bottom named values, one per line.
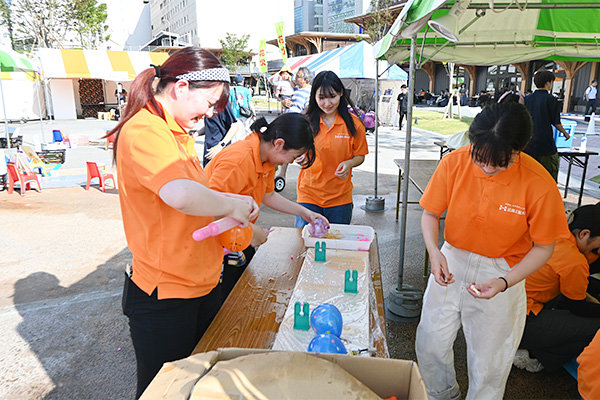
left=374, top=60, right=379, bottom=198
left=386, top=36, right=423, bottom=320
left=398, top=37, right=416, bottom=288
left=363, top=57, right=385, bottom=212
left=0, top=78, right=10, bottom=149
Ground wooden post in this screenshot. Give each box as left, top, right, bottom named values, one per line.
left=556, top=61, right=589, bottom=113
left=461, top=65, right=477, bottom=103
left=421, top=61, right=436, bottom=93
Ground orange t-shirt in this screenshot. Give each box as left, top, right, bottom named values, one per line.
left=116, top=104, right=222, bottom=300
left=297, top=113, right=368, bottom=207
left=420, top=145, right=570, bottom=266
left=205, top=133, right=275, bottom=215
left=578, top=329, right=600, bottom=400
left=525, top=235, right=589, bottom=315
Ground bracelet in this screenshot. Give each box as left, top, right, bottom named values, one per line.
left=498, top=276, right=509, bottom=292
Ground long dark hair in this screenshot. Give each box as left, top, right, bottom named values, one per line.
left=108, top=47, right=229, bottom=162
left=305, top=71, right=363, bottom=136
left=468, top=102, right=532, bottom=167
left=250, top=113, right=316, bottom=168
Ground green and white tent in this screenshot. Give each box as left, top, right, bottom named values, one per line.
left=376, top=0, right=600, bottom=66
left=0, top=48, right=35, bottom=73
left=0, top=49, right=40, bottom=149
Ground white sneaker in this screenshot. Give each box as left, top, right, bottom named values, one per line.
left=513, top=349, right=544, bottom=373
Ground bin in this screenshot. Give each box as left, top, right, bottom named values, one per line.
left=553, top=119, right=576, bottom=148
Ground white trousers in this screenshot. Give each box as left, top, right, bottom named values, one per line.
left=415, top=242, right=526, bottom=400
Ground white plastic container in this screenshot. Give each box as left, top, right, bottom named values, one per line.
left=301, top=223, right=375, bottom=251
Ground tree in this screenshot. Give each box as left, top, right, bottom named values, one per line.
left=0, top=0, right=108, bottom=51
left=68, top=0, right=110, bottom=49
left=361, top=0, right=398, bottom=44
left=0, top=0, right=15, bottom=50
left=219, top=33, right=252, bottom=71
left=11, top=0, right=70, bottom=50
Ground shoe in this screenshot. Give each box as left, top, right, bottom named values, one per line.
left=513, top=349, right=544, bottom=373
left=226, top=251, right=246, bottom=267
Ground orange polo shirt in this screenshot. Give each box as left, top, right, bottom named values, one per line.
left=116, top=103, right=222, bottom=300
left=525, top=235, right=589, bottom=315
left=204, top=133, right=275, bottom=217
left=297, top=113, right=368, bottom=207
left=420, top=145, right=570, bottom=267
left=578, top=329, right=600, bottom=400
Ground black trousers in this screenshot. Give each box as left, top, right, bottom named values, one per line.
left=220, top=245, right=256, bottom=304
left=584, top=99, right=597, bottom=115
left=122, top=275, right=221, bottom=398
left=519, top=297, right=600, bottom=371
left=398, top=110, right=407, bottom=130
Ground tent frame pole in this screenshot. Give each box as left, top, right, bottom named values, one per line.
left=386, top=36, right=423, bottom=320
left=363, top=55, right=385, bottom=212
left=0, top=78, right=10, bottom=149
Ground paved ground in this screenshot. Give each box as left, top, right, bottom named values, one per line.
left=1, top=110, right=599, bottom=399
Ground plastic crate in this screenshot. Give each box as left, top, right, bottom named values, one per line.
left=553, top=119, right=576, bottom=148
left=37, top=149, right=66, bottom=164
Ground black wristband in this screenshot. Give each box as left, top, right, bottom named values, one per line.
left=499, top=276, right=509, bottom=292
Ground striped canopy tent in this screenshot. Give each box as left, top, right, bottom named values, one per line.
left=377, top=0, right=600, bottom=65
left=270, top=41, right=407, bottom=83
left=0, top=48, right=40, bottom=148
left=37, top=49, right=170, bottom=80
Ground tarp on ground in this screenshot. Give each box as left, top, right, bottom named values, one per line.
left=37, top=49, right=170, bottom=81
left=376, top=0, right=600, bottom=66
left=270, top=41, right=408, bottom=82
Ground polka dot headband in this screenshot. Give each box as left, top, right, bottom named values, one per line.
left=151, top=65, right=230, bottom=82
left=176, top=68, right=230, bottom=82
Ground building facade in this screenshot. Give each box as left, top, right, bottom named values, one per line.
left=294, top=0, right=325, bottom=33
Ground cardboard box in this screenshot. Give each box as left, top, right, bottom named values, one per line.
left=141, top=348, right=428, bottom=400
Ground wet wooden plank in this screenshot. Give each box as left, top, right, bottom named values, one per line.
left=193, top=227, right=388, bottom=358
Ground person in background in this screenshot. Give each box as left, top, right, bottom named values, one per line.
left=578, top=329, right=600, bottom=400
left=294, top=70, right=368, bottom=228
left=397, top=84, right=408, bottom=131
left=515, top=203, right=600, bottom=373
left=108, top=47, right=259, bottom=398
left=229, top=73, right=256, bottom=120
left=202, top=102, right=239, bottom=166
left=584, top=80, right=597, bottom=116
left=275, top=67, right=313, bottom=192
left=205, top=113, right=328, bottom=303
left=459, top=83, right=469, bottom=106
left=524, top=70, right=570, bottom=181
left=274, top=66, right=295, bottom=112
left=416, top=102, right=570, bottom=400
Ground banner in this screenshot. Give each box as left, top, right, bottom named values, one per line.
left=258, top=40, right=267, bottom=73
left=274, top=21, right=287, bottom=63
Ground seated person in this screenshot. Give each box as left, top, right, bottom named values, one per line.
left=514, top=203, right=600, bottom=373
left=578, top=329, right=600, bottom=400
left=476, top=91, right=490, bottom=107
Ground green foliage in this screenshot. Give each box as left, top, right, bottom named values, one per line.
left=68, top=0, right=109, bottom=49
left=0, top=0, right=108, bottom=50
left=413, top=110, right=474, bottom=135
left=219, top=33, right=252, bottom=71
left=362, top=0, right=397, bottom=44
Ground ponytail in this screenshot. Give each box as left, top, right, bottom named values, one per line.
left=108, top=47, right=230, bottom=163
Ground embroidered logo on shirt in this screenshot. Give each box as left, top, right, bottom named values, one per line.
left=334, top=134, right=350, bottom=139
left=499, top=202, right=526, bottom=216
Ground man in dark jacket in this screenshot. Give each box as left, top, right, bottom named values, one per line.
left=397, top=84, right=408, bottom=131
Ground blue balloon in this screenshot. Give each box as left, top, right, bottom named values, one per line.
left=310, top=303, right=343, bottom=337
left=308, top=333, right=347, bottom=354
